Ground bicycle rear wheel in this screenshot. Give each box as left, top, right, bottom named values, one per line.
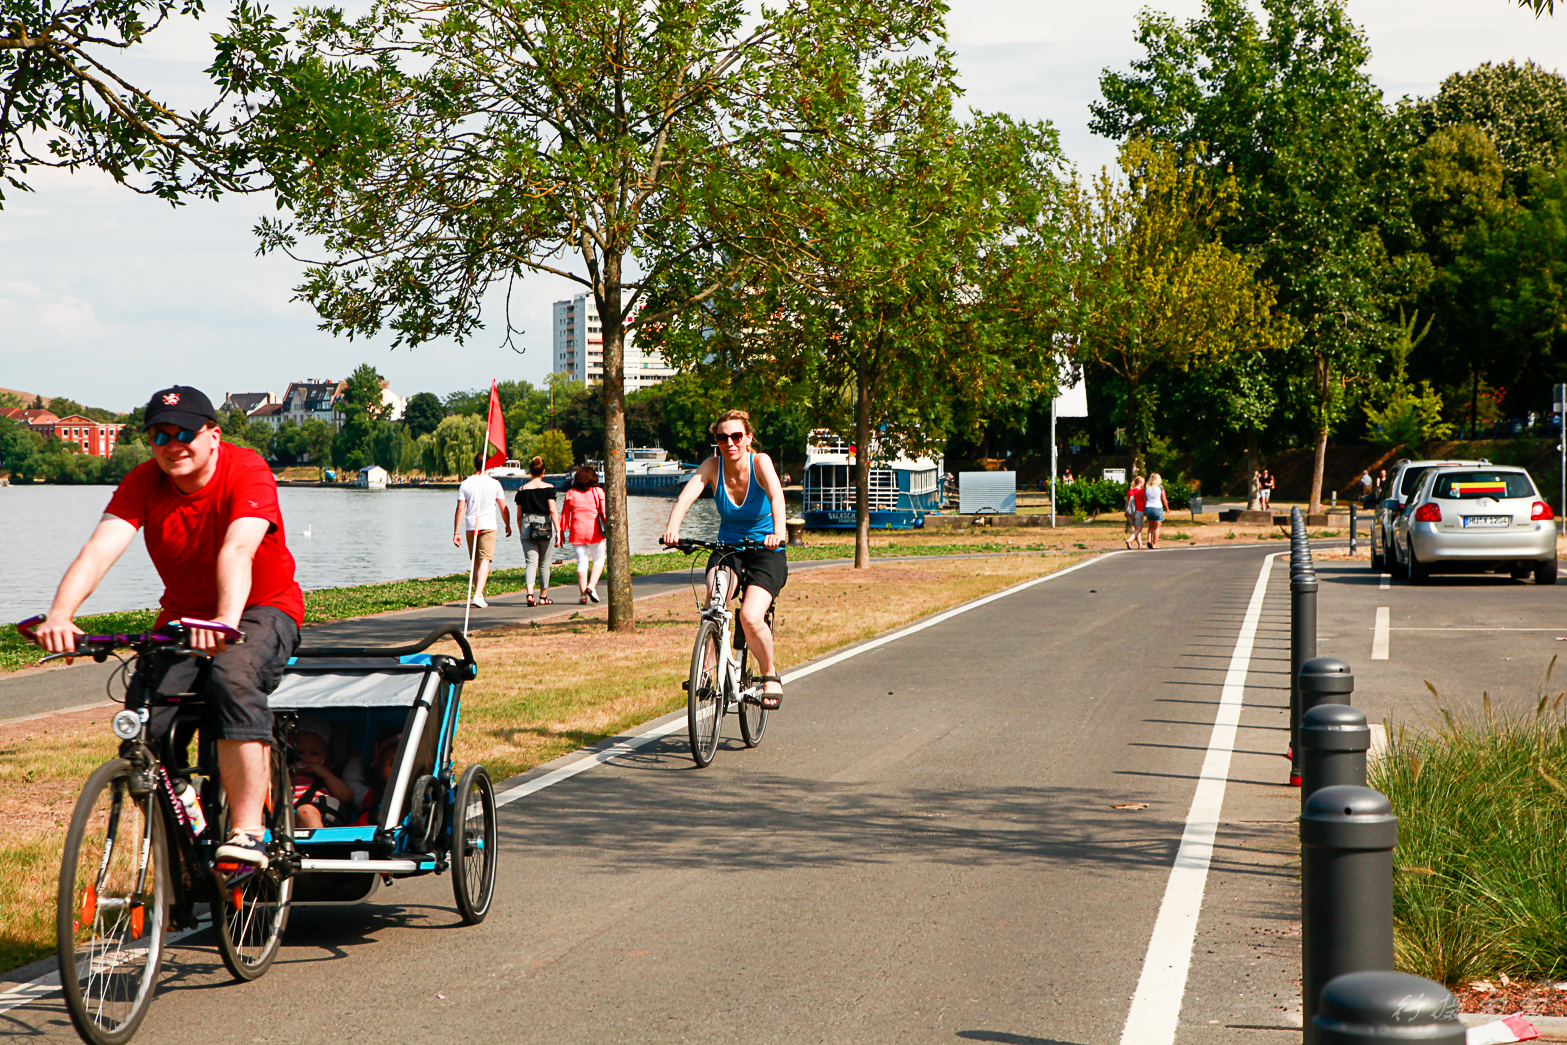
left=58, top=758, right=169, bottom=1045
left=213, top=743, right=294, bottom=981
left=687, top=620, right=724, bottom=767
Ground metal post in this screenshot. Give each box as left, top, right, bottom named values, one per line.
left=1050, top=397, right=1057, bottom=529
left=1301, top=785, right=1398, bottom=1044
left=1313, top=971, right=1464, bottom=1045
left=1349, top=502, right=1357, bottom=556
left=1555, top=383, right=1565, bottom=525
left=1301, top=703, right=1369, bottom=807
left=1289, top=570, right=1319, bottom=787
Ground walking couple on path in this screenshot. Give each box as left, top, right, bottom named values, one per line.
left=1125, top=474, right=1170, bottom=549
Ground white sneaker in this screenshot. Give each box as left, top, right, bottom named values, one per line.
left=472, top=595, right=488, bottom=608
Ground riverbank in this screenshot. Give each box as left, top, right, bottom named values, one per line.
left=0, top=552, right=1083, bottom=973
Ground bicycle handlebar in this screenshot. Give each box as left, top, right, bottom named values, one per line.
left=662, top=537, right=772, bottom=554
left=15, top=614, right=245, bottom=655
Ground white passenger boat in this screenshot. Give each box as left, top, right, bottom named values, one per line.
left=800, top=430, right=943, bottom=529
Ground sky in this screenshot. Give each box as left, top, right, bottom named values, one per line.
left=1, top=0, right=1564, bottom=414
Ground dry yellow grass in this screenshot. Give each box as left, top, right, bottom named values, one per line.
left=0, top=553, right=1080, bottom=973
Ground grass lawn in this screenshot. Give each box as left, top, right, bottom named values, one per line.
left=0, top=552, right=1082, bottom=974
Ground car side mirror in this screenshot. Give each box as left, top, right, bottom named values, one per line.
left=1386, top=501, right=1402, bottom=516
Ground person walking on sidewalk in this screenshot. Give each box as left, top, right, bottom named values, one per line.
left=1258, top=468, right=1276, bottom=510
left=453, top=454, right=510, bottom=608
left=560, top=465, right=607, bottom=604
left=515, top=455, right=560, bottom=607
left=1144, top=473, right=1171, bottom=548
left=1125, top=475, right=1147, bottom=549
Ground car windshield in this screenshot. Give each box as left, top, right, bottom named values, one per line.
left=1429, top=471, right=1535, bottom=500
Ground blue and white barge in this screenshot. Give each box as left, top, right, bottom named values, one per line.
left=800, top=430, right=943, bottom=530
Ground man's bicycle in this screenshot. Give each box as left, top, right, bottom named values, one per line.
left=17, top=616, right=296, bottom=1045
left=666, top=538, right=773, bottom=767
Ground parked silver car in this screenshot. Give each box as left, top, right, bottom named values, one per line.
left=1390, top=465, right=1558, bottom=585
left=1369, top=458, right=1483, bottom=575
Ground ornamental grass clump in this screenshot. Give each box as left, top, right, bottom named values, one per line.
left=1372, top=679, right=1567, bottom=986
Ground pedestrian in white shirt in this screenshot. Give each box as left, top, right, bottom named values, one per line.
left=453, top=453, right=511, bottom=608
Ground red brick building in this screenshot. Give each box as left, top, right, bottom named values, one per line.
left=1, top=409, right=126, bottom=458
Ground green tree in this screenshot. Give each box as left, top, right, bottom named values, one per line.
left=430, top=414, right=485, bottom=477
left=333, top=363, right=389, bottom=469
left=298, top=418, right=335, bottom=478
left=1363, top=311, right=1452, bottom=446
left=1093, top=0, right=1427, bottom=513
left=105, top=441, right=152, bottom=480
left=0, top=416, right=42, bottom=477
left=220, top=0, right=952, bottom=629
left=527, top=430, right=575, bottom=474
left=367, top=418, right=413, bottom=472
left=1064, top=141, right=1294, bottom=476
left=1, top=0, right=266, bottom=206
left=1413, top=61, right=1567, bottom=191
left=403, top=392, right=444, bottom=439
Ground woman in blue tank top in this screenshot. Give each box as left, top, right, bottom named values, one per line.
left=662, top=409, right=788, bottom=708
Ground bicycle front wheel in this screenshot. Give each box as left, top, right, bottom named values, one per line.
left=738, top=648, right=768, bottom=748
left=58, top=758, right=169, bottom=1045
left=213, top=743, right=294, bottom=982
left=687, top=620, right=724, bottom=767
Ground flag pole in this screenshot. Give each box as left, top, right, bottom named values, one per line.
left=464, top=380, right=506, bottom=636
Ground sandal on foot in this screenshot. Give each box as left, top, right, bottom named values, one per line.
left=580, top=594, right=589, bottom=604
left=526, top=594, right=537, bottom=607
left=758, top=676, right=784, bottom=710
left=539, top=595, right=553, bottom=605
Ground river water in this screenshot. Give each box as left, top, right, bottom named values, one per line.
left=0, top=485, right=719, bottom=621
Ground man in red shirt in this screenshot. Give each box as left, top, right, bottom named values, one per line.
left=35, top=386, right=304, bottom=869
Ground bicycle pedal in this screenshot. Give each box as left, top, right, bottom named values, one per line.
left=681, top=680, right=690, bottom=691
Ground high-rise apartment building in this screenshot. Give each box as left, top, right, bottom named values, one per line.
left=552, top=294, right=677, bottom=390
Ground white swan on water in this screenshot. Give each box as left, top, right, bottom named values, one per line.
left=301, top=524, right=312, bottom=539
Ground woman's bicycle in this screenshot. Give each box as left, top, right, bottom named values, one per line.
left=18, top=616, right=296, bottom=1045
left=666, top=538, right=773, bottom=767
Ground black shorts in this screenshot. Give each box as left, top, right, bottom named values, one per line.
left=140, top=605, right=301, bottom=743
left=707, top=546, right=788, bottom=600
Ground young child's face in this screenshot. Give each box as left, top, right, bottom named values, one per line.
left=297, top=731, right=328, bottom=764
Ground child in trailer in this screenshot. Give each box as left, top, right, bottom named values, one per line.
left=291, top=714, right=361, bottom=828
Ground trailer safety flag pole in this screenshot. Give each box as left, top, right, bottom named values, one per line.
left=463, top=380, right=507, bottom=636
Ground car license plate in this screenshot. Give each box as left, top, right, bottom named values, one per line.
left=1462, top=515, right=1511, bottom=527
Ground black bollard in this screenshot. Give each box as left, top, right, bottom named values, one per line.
left=1301, top=703, right=1370, bottom=808
left=1314, top=971, right=1463, bottom=1045
left=1301, top=786, right=1398, bottom=1043
left=1289, top=571, right=1320, bottom=786
left=1349, top=502, right=1358, bottom=555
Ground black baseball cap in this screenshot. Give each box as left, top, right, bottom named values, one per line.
left=143, top=386, right=219, bottom=432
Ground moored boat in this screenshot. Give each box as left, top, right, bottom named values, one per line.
left=800, top=429, right=943, bottom=530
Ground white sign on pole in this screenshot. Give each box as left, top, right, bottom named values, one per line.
left=1053, top=372, right=1088, bottom=418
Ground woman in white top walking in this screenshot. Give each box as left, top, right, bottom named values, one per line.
left=1144, top=473, right=1171, bottom=549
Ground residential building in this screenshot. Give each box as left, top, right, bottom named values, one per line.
left=279, top=380, right=347, bottom=430
left=5, top=411, right=126, bottom=458
left=247, top=402, right=287, bottom=429
left=552, top=294, right=676, bottom=391
left=221, top=391, right=280, bottom=416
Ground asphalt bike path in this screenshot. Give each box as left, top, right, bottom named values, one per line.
left=0, top=551, right=1061, bottom=723
left=4, top=544, right=1308, bottom=1045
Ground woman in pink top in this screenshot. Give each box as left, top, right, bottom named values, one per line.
left=1124, top=475, right=1147, bottom=549
left=558, top=466, right=607, bottom=603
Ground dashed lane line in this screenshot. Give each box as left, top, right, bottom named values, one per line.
left=1372, top=607, right=1391, bottom=661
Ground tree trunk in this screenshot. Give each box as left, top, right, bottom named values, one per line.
left=601, top=253, right=634, bottom=633
left=1309, top=424, right=1329, bottom=516
left=1126, top=375, right=1142, bottom=477
left=1470, top=368, right=1479, bottom=434
left=1246, top=429, right=1260, bottom=511
left=854, top=368, right=871, bottom=569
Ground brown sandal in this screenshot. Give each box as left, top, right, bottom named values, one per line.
left=758, top=676, right=783, bottom=710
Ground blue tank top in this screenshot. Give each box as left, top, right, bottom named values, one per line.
left=715, top=454, right=774, bottom=542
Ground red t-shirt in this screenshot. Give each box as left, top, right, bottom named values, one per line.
left=1131, top=486, right=1147, bottom=511
left=105, top=443, right=304, bottom=628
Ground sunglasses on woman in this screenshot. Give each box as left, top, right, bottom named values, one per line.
left=149, top=428, right=200, bottom=446
left=716, top=431, right=746, bottom=444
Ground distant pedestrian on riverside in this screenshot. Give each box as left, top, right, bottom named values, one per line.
left=560, top=465, right=607, bottom=604
left=1062, top=467, right=1075, bottom=485
left=1359, top=469, right=1374, bottom=506
left=515, top=455, right=561, bottom=607
left=1144, top=473, right=1171, bottom=548
left=1125, top=475, right=1147, bottom=549
left=1258, top=468, right=1275, bottom=510
left=454, top=453, right=510, bottom=609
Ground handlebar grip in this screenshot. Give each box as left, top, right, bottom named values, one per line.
left=16, top=615, right=42, bottom=644
left=178, top=617, right=246, bottom=643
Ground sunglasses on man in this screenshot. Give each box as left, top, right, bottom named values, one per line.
left=150, top=428, right=200, bottom=446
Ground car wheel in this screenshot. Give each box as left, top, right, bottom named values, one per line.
left=1536, top=557, right=1558, bottom=586
left=1370, top=542, right=1384, bottom=572
left=1407, top=545, right=1429, bottom=585
left=1390, top=541, right=1409, bottom=580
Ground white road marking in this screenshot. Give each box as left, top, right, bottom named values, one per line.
left=1390, top=627, right=1567, bottom=631
left=1118, top=551, right=1280, bottom=1045
left=1372, top=607, right=1391, bottom=661
left=1379, top=573, right=1390, bottom=590
left=0, top=926, right=200, bottom=1017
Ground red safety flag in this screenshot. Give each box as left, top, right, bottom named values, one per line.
left=483, top=381, right=507, bottom=470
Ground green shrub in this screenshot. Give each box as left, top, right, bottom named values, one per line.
left=1371, top=691, right=1567, bottom=985
left=1051, top=476, right=1197, bottom=516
